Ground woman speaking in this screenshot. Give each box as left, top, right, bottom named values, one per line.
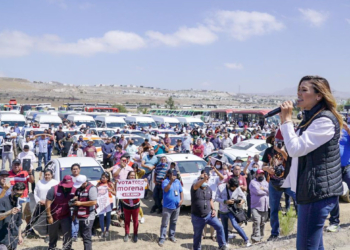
left=280, top=76, right=343, bottom=250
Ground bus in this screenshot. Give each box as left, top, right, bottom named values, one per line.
left=210, top=109, right=235, bottom=122
left=84, top=107, right=119, bottom=113
left=233, top=109, right=280, bottom=125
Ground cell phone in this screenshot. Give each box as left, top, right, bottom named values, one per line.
left=248, top=156, right=252, bottom=161
left=172, top=170, right=177, bottom=176
left=5, top=177, right=11, bottom=186
left=204, top=167, right=211, bottom=176
left=22, top=159, right=31, bottom=172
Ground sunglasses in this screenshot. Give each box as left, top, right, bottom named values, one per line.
left=121, top=160, right=127, bottom=162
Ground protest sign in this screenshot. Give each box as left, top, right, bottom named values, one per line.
left=96, top=185, right=112, bottom=215
left=116, top=179, right=145, bottom=199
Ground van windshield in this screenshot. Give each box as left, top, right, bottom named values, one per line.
left=106, top=122, right=126, bottom=128
left=75, top=121, right=96, bottom=128
left=137, top=122, right=157, bottom=128
left=0, top=121, right=26, bottom=127
left=60, top=167, right=103, bottom=181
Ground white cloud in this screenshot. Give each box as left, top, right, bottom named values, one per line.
left=346, top=18, right=350, bottom=24
left=146, top=25, right=218, bottom=46
left=0, top=30, right=146, bottom=57
left=298, top=8, right=329, bottom=27
left=224, top=63, right=243, bottom=70
left=206, top=10, right=285, bottom=41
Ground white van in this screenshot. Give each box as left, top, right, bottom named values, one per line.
left=34, top=114, right=62, bottom=127
left=152, top=116, right=180, bottom=128
left=95, top=116, right=127, bottom=129
left=176, top=117, right=205, bottom=128
left=66, top=115, right=97, bottom=128
left=124, top=116, right=157, bottom=128
left=0, top=114, right=26, bottom=130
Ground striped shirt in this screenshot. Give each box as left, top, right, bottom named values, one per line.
left=155, top=163, right=168, bottom=184
left=8, top=170, right=30, bottom=198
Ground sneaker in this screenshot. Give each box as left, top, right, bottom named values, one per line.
left=219, top=245, right=230, bottom=250
left=105, top=231, right=109, bottom=238
left=169, top=237, right=177, bottom=243
left=150, top=207, right=157, bottom=214
left=246, top=240, right=252, bottom=247
left=140, top=217, right=145, bottom=224
left=158, top=240, right=165, bottom=247
left=267, top=235, right=279, bottom=241
left=44, top=236, right=50, bottom=243
left=72, top=236, right=78, bottom=242
left=326, top=224, right=340, bottom=232
left=228, top=233, right=236, bottom=239
left=124, top=234, right=129, bottom=242
left=133, top=234, right=138, bottom=243
left=157, top=209, right=163, bottom=214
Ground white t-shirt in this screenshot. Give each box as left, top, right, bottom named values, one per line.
left=207, top=175, right=221, bottom=199
left=18, top=151, right=37, bottom=170
left=34, top=179, right=59, bottom=203
left=126, top=145, right=138, bottom=158
left=247, top=160, right=263, bottom=171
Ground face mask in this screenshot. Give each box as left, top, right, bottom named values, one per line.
left=252, top=168, right=258, bottom=173
left=129, top=143, right=133, bottom=145
left=149, top=154, right=154, bottom=157
left=79, top=138, right=83, bottom=141
left=257, top=176, right=264, bottom=182
left=215, top=165, right=221, bottom=169
left=201, top=182, right=208, bottom=188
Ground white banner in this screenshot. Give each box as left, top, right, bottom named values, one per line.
left=116, top=179, right=146, bottom=199
left=96, top=186, right=112, bottom=215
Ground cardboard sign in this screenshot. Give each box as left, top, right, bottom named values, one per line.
left=116, top=179, right=145, bottom=199
left=96, top=186, right=112, bottom=215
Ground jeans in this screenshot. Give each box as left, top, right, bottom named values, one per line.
left=38, top=152, right=48, bottom=169
left=98, top=203, right=113, bottom=233
left=269, top=182, right=296, bottom=236
left=48, top=217, right=72, bottom=250
left=219, top=212, right=248, bottom=242
left=285, top=193, right=291, bottom=211
left=159, top=207, right=180, bottom=242
left=191, top=212, right=226, bottom=250
left=79, top=220, right=94, bottom=250
left=297, top=196, right=337, bottom=250
left=329, top=166, right=350, bottom=225
left=55, top=142, right=62, bottom=155
left=72, top=217, right=79, bottom=238
left=47, top=145, right=52, bottom=161
left=1, top=152, right=13, bottom=170
left=153, top=184, right=163, bottom=210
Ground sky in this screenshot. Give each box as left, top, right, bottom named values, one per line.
left=0, top=0, right=350, bottom=94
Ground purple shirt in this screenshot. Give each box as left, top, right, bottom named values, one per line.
left=249, top=178, right=269, bottom=212
left=114, top=150, right=125, bottom=163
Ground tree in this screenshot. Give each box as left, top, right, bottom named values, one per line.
left=137, top=108, right=148, bottom=114
left=165, top=96, right=175, bottom=109
left=112, top=104, right=128, bottom=113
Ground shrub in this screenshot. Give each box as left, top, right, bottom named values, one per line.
left=278, top=209, right=297, bottom=236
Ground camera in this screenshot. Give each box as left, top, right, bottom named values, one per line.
left=234, top=199, right=241, bottom=204
left=68, top=199, right=77, bottom=212
left=274, top=164, right=285, bottom=178
left=277, top=141, right=284, bottom=149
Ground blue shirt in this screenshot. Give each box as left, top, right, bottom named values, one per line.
left=102, top=142, right=115, bottom=159
left=142, top=154, right=158, bottom=174
left=162, top=178, right=183, bottom=209
left=154, top=145, right=166, bottom=155
left=38, top=138, right=49, bottom=153
left=339, top=128, right=350, bottom=167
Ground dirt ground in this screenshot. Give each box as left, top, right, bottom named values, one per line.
left=12, top=154, right=350, bottom=250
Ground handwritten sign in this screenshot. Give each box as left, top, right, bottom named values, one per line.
left=116, top=179, right=145, bottom=199
left=96, top=186, right=112, bottom=215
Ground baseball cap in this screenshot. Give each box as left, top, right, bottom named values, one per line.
left=257, top=169, right=264, bottom=174
left=12, top=159, right=21, bottom=165
left=218, top=150, right=224, bottom=156
left=0, top=170, right=9, bottom=176
left=60, top=175, right=74, bottom=188
left=23, top=145, right=30, bottom=150
left=74, top=175, right=87, bottom=189
left=121, top=153, right=130, bottom=158
left=235, top=156, right=243, bottom=162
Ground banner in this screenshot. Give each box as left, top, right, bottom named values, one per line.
left=96, top=186, right=112, bottom=215
left=116, top=179, right=146, bottom=199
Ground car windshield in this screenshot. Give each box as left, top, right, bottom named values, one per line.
left=175, top=160, right=206, bottom=174
left=0, top=121, right=26, bottom=127
left=98, top=130, right=115, bottom=138
left=60, top=166, right=103, bottom=181
left=169, top=137, right=184, bottom=145
left=129, top=131, right=145, bottom=137
left=125, top=137, right=144, bottom=146
left=75, top=121, right=96, bottom=128
left=84, top=139, right=104, bottom=147
left=107, top=122, right=126, bottom=128
left=137, top=122, right=157, bottom=128
left=188, top=122, right=204, bottom=127
left=230, top=142, right=254, bottom=150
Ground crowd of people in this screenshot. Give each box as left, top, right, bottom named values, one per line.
left=0, top=76, right=349, bottom=250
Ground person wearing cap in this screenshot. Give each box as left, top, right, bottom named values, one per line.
left=102, top=137, right=115, bottom=170
left=0, top=170, right=11, bottom=198
left=46, top=175, right=76, bottom=250
left=0, top=182, right=26, bottom=250
left=1, top=132, right=16, bottom=170
left=22, top=135, right=34, bottom=152
left=249, top=169, right=269, bottom=243
left=210, top=150, right=228, bottom=166
left=173, top=139, right=186, bottom=153
left=54, top=127, right=65, bottom=155
left=72, top=175, right=97, bottom=250
left=83, top=139, right=97, bottom=159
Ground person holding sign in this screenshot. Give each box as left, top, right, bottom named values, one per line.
left=96, top=172, right=115, bottom=238
left=158, top=169, right=183, bottom=247
left=122, top=171, right=142, bottom=243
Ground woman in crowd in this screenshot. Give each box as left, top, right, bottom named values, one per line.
left=280, top=76, right=343, bottom=249
left=32, top=169, right=58, bottom=241
left=208, top=158, right=230, bottom=183
left=122, top=171, right=141, bottom=243
left=68, top=142, right=84, bottom=157
left=96, top=172, right=116, bottom=238
left=131, top=163, right=146, bottom=224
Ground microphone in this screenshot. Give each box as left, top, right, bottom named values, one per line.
left=264, top=100, right=297, bottom=118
